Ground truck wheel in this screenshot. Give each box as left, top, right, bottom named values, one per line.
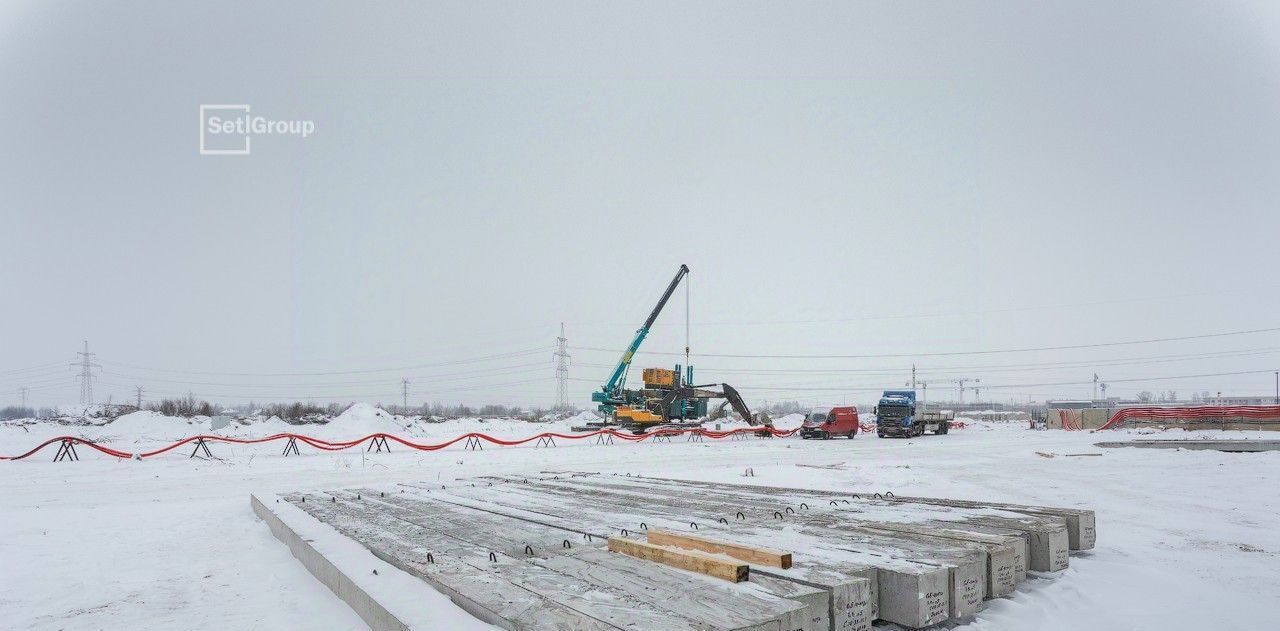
left=938, top=423, right=949, bottom=435
left=847, top=430, right=856, bottom=439
left=876, top=430, right=884, bottom=438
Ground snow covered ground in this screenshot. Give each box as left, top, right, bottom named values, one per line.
left=0, top=404, right=610, bottom=449
left=2, top=414, right=1277, bottom=630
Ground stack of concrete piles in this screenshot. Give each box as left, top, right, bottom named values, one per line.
left=253, top=474, right=1094, bottom=630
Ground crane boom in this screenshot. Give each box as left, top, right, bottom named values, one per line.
left=597, top=264, right=689, bottom=404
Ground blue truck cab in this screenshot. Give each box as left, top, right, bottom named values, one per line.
left=875, top=390, right=916, bottom=438
left=875, top=390, right=951, bottom=438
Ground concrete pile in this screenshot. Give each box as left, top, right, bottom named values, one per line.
left=254, top=474, right=1095, bottom=630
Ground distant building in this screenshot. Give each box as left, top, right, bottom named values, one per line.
left=936, top=402, right=1007, bottom=412
left=1201, top=395, right=1279, bottom=406
left=1046, top=398, right=1168, bottom=409
left=1046, top=400, right=1096, bottom=410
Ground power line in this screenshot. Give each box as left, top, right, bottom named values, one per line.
left=96, top=376, right=557, bottom=401
left=89, top=367, right=548, bottom=402
left=0, top=373, right=78, bottom=389
left=97, top=346, right=554, bottom=377
left=715, top=368, right=1280, bottom=393
left=953, top=377, right=979, bottom=403
left=0, top=362, right=68, bottom=376
left=567, top=285, right=1280, bottom=328
left=94, top=361, right=552, bottom=389
left=570, top=326, right=1280, bottom=360
left=0, top=379, right=86, bottom=394
left=0, top=369, right=84, bottom=387
left=574, top=346, right=1280, bottom=378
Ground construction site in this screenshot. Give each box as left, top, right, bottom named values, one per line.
left=7, top=406, right=1278, bottom=630
left=5, top=260, right=1279, bottom=631
left=215, top=266, right=1125, bottom=630
left=6, top=2, right=1280, bottom=630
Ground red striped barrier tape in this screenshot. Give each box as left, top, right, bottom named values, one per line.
left=1, top=425, right=802, bottom=461
left=1052, top=405, right=1280, bottom=431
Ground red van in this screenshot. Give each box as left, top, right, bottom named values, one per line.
left=799, top=406, right=860, bottom=439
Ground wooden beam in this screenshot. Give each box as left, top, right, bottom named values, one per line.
left=647, top=529, right=793, bottom=569
left=607, top=537, right=749, bottom=583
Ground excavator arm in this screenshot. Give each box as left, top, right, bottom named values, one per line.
left=719, top=384, right=753, bottom=423
left=706, top=383, right=772, bottom=428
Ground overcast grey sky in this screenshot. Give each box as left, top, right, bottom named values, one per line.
left=3, top=1, right=1279, bottom=408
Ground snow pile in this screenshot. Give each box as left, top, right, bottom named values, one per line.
left=564, top=410, right=602, bottom=425
left=704, top=412, right=805, bottom=431
left=100, top=411, right=205, bottom=440
left=309, top=403, right=411, bottom=438
left=770, top=413, right=805, bottom=430
left=408, top=416, right=577, bottom=439
left=212, top=415, right=293, bottom=437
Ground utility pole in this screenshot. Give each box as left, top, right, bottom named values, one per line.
left=954, top=377, right=979, bottom=404
left=1274, top=371, right=1278, bottom=404
left=19, top=386, right=29, bottom=408
left=135, top=386, right=143, bottom=409
left=1092, top=373, right=1099, bottom=402
left=920, top=381, right=928, bottom=410
left=401, top=378, right=409, bottom=409
left=554, top=322, right=571, bottom=411
left=911, top=364, right=917, bottom=391
left=1100, top=382, right=1108, bottom=401
left=70, top=340, right=100, bottom=406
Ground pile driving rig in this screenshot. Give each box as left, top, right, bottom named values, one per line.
left=585, top=264, right=772, bottom=434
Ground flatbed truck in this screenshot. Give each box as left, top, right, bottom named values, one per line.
left=875, top=390, right=953, bottom=438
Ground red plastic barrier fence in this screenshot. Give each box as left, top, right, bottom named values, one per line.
left=1099, top=405, right=1280, bottom=431
left=1, top=425, right=802, bottom=461
left=1058, top=409, right=1081, bottom=431
left=0, top=435, right=136, bottom=461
